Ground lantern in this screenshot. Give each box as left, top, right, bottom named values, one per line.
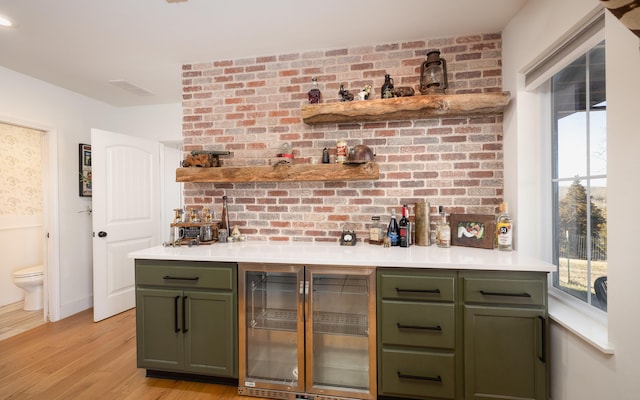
left=420, top=50, right=448, bottom=94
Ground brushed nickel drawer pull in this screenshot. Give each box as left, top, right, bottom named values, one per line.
left=480, top=290, right=531, bottom=298
left=163, top=275, right=200, bottom=281
left=396, top=287, right=441, bottom=294
left=397, top=322, right=442, bottom=331
left=397, top=371, right=442, bottom=382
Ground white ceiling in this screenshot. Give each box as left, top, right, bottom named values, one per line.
left=0, top=0, right=527, bottom=107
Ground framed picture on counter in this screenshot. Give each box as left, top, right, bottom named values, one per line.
left=449, top=214, right=495, bottom=249
left=79, top=143, right=92, bottom=197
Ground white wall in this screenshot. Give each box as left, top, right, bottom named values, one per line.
left=0, top=66, right=181, bottom=319
left=503, top=0, right=640, bottom=398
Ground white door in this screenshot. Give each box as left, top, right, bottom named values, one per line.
left=91, top=129, right=160, bottom=322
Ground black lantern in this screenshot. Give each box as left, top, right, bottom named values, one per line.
left=420, top=50, right=448, bottom=94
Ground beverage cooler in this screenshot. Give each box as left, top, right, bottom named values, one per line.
left=238, top=263, right=376, bottom=400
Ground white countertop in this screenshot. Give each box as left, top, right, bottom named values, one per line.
left=129, top=241, right=555, bottom=272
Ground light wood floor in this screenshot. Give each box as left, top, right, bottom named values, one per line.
left=0, top=308, right=268, bottom=400
left=0, top=301, right=46, bottom=341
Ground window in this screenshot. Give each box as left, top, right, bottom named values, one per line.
left=550, top=41, right=607, bottom=311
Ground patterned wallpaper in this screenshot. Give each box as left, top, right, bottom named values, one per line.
left=0, top=123, right=43, bottom=216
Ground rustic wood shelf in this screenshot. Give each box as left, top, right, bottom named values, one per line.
left=176, top=162, right=380, bottom=183
left=301, top=92, right=511, bottom=124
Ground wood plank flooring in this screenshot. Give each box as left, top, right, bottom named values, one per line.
left=0, top=308, right=267, bottom=400
left=0, top=301, right=46, bottom=341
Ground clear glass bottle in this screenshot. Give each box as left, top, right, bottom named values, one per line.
left=436, top=206, right=451, bottom=248
left=308, top=77, right=321, bottom=104
left=369, top=216, right=383, bottom=245
left=496, top=201, right=513, bottom=251
left=387, top=209, right=399, bottom=247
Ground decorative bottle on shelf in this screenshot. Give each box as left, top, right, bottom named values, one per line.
left=496, top=201, right=513, bottom=251
left=399, top=204, right=412, bottom=248
left=387, top=209, right=399, bottom=247
left=221, top=195, right=231, bottom=233
left=308, top=77, right=321, bottom=104
left=381, top=74, right=394, bottom=99
left=369, top=216, right=383, bottom=245
left=436, top=206, right=451, bottom=248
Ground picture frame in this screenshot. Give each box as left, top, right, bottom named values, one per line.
left=449, top=214, right=495, bottom=249
left=79, top=143, right=92, bottom=197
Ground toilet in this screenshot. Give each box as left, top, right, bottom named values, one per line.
left=12, top=265, right=44, bottom=311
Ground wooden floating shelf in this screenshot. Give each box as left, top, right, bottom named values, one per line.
left=301, top=92, right=511, bottom=124
left=176, top=162, right=380, bottom=183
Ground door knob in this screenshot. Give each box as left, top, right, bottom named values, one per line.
left=98, top=231, right=107, bottom=238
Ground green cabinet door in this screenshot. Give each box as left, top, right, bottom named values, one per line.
left=136, top=287, right=183, bottom=371
left=183, top=290, right=237, bottom=377
left=464, top=305, right=547, bottom=400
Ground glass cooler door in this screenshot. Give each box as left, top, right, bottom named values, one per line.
left=239, top=263, right=305, bottom=393
left=305, top=266, right=376, bottom=399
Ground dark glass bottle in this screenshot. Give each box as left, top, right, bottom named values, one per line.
left=381, top=74, right=394, bottom=99
left=221, top=195, right=231, bottom=232
left=399, top=204, right=412, bottom=248
left=308, top=77, right=321, bottom=104
left=387, top=209, right=399, bottom=246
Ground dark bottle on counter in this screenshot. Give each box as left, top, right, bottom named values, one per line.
left=221, top=195, right=231, bottom=233
left=308, top=77, right=321, bottom=104
left=381, top=74, right=394, bottom=99
left=399, top=204, right=412, bottom=248
left=387, top=209, right=399, bottom=246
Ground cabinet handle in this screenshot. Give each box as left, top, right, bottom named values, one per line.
left=397, top=322, right=442, bottom=331
left=396, top=287, right=441, bottom=294
left=397, top=371, right=442, bottom=382
left=539, top=316, right=546, bottom=363
left=163, top=275, right=199, bottom=281
left=182, top=296, right=188, bottom=333
left=174, top=295, right=180, bottom=332
left=479, top=290, right=531, bottom=298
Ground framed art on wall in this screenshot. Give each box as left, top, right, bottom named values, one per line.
left=449, top=214, right=495, bottom=249
left=79, top=143, right=92, bottom=197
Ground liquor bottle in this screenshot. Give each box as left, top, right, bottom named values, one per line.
left=496, top=201, right=513, bottom=251
left=369, top=216, right=383, bottom=245
left=387, top=209, right=399, bottom=247
left=436, top=206, right=451, bottom=248
left=221, top=195, right=231, bottom=233
left=381, top=74, right=394, bottom=99
left=399, top=204, right=412, bottom=248
left=308, top=77, right=321, bottom=104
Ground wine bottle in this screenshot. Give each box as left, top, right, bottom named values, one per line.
left=387, top=209, right=399, bottom=247
left=308, top=77, right=321, bottom=104
left=381, top=74, right=394, bottom=99
left=399, top=204, right=411, bottom=248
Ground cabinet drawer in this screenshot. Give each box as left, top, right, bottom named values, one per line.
left=135, top=260, right=235, bottom=290
left=381, top=301, right=455, bottom=349
left=462, top=274, right=546, bottom=306
left=379, top=270, right=456, bottom=302
left=380, top=348, right=456, bottom=399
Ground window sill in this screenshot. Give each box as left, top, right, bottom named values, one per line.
left=548, top=289, right=614, bottom=354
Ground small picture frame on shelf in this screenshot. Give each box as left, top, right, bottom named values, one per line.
left=79, top=143, right=92, bottom=197
left=449, top=214, right=495, bottom=249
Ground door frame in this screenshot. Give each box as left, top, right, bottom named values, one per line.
left=0, top=114, right=60, bottom=322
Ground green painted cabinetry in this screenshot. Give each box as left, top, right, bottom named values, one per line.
left=135, top=259, right=238, bottom=379
left=461, top=271, right=548, bottom=400
left=377, top=268, right=462, bottom=400
left=377, top=269, right=549, bottom=400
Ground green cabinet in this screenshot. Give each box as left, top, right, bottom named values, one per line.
left=377, top=268, right=462, bottom=400
left=461, top=271, right=548, bottom=400
left=135, top=259, right=237, bottom=379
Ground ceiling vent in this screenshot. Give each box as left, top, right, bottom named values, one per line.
left=166, top=0, right=188, bottom=3
left=108, top=79, right=155, bottom=97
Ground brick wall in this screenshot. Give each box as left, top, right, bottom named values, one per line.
left=181, top=33, right=504, bottom=242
